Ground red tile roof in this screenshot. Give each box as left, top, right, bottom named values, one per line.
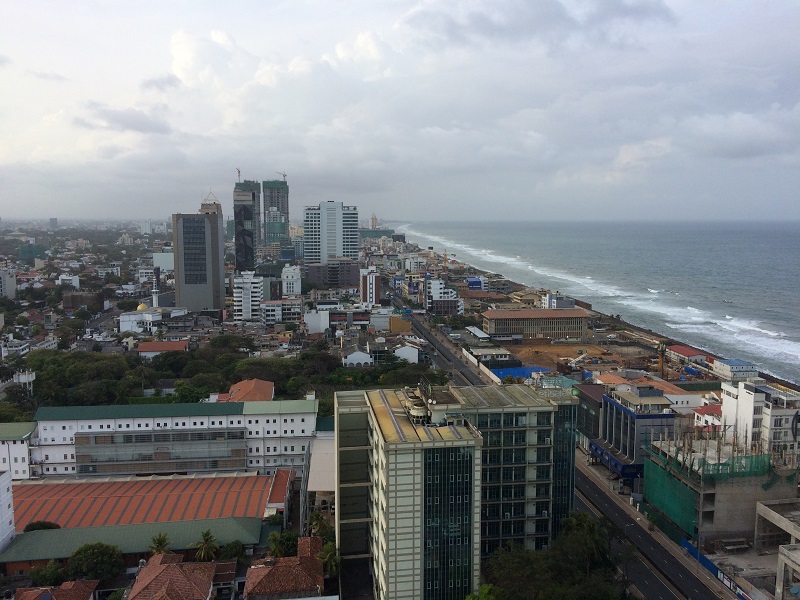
left=667, top=345, right=707, bottom=358
left=227, top=379, right=274, bottom=402
left=13, top=472, right=291, bottom=532
left=16, top=580, right=99, bottom=600
left=693, top=404, right=722, bottom=416
left=243, top=537, right=323, bottom=599
left=137, top=341, right=189, bottom=353
left=129, top=554, right=215, bottom=600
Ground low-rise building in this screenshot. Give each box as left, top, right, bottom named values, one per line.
left=482, top=308, right=590, bottom=343
left=712, top=358, right=759, bottom=381
left=0, top=422, right=37, bottom=480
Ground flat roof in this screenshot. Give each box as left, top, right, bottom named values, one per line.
left=242, top=399, right=318, bottom=415
left=365, top=389, right=481, bottom=445
left=35, top=403, right=243, bottom=421
left=448, top=384, right=561, bottom=410
left=13, top=471, right=290, bottom=531
left=482, top=308, right=590, bottom=319
left=306, top=438, right=336, bottom=493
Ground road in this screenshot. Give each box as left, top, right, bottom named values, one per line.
left=577, top=470, right=728, bottom=600
left=408, top=314, right=484, bottom=385
left=575, top=492, right=682, bottom=600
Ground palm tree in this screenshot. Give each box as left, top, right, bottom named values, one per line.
left=149, top=532, right=171, bottom=555
left=307, top=511, right=330, bottom=537
left=192, top=529, right=219, bottom=561
left=318, top=541, right=340, bottom=579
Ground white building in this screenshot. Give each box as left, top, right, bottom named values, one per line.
left=152, top=250, right=175, bottom=271
left=118, top=305, right=189, bottom=335
left=56, top=274, right=80, bottom=289
left=721, top=378, right=800, bottom=450
left=96, top=266, right=121, bottom=278
left=713, top=358, right=759, bottom=382
left=0, top=270, right=16, bottom=300
left=233, top=271, right=264, bottom=322
left=0, top=471, right=14, bottom=552
left=32, top=398, right=318, bottom=478
left=261, top=298, right=303, bottom=327
left=359, top=266, right=380, bottom=306
left=302, top=201, right=359, bottom=265
left=281, top=265, right=302, bottom=297
left=0, top=422, right=37, bottom=480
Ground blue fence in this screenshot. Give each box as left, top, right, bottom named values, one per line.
left=681, top=538, right=754, bottom=600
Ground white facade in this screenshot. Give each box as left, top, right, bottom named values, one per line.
left=32, top=399, right=318, bottom=478
left=721, top=379, right=800, bottom=449
left=302, top=201, right=359, bottom=265
left=0, top=435, right=35, bottom=480
left=0, top=270, right=16, bottom=300
left=96, top=266, right=121, bottom=278
left=359, top=266, right=380, bottom=306
left=281, top=265, right=302, bottom=297
left=233, top=271, right=264, bottom=322
left=118, top=306, right=189, bottom=334
left=713, top=359, right=759, bottom=382
left=0, top=471, right=14, bottom=552
left=56, top=274, right=80, bottom=289
left=261, top=298, right=303, bottom=327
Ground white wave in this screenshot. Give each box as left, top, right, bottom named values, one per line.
left=647, top=288, right=659, bottom=293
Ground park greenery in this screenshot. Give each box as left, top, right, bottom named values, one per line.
left=0, top=334, right=448, bottom=422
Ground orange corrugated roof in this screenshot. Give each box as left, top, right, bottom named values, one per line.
left=137, top=341, right=189, bottom=353
left=13, top=474, right=280, bottom=532
left=267, top=469, right=292, bottom=506
left=227, top=379, right=274, bottom=402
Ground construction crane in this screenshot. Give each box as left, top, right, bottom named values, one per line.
left=276, top=171, right=288, bottom=181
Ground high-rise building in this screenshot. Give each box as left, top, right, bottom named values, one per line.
left=233, top=271, right=264, bottom=322
left=335, top=387, right=482, bottom=600
left=172, top=202, right=225, bottom=313
left=263, top=179, right=290, bottom=247
left=234, top=180, right=261, bottom=271
left=359, top=265, right=380, bottom=306
left=302, top=201, right=359, bottom=266
left=0, top=269, right=16, bottom=300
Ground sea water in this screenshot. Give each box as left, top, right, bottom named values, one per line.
left=395, top=221, right=800, bottom=384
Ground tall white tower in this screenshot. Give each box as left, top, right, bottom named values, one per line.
left=302, top=201, right=359, bottom=265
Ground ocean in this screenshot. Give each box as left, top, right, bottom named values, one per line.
left=393, top=221, right=800, bottom=385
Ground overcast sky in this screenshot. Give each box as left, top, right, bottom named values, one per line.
left=1, top=1, right=798, bottom=223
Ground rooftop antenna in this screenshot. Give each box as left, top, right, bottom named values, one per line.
left=236, top=168, right=241, bottom=182
left=276, top=171, right=287, bottom=181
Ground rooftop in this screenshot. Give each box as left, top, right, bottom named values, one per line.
left=137, top=341, right=189, bottom=353
left=227, top=378, right=274, bottom=402
left=0, top=421, right=36, bottom=441
left=482, top=308, right=590, bottom=319
left=15, top=580, right=99, bottom=600
left=35, top=403, right=243, bottom=421
left=447, top=384, right=564, bottom=410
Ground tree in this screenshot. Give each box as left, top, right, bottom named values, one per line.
left=149, top=532, right=171, bottom=555
left=29, top=560, right=66, bottom=586
left=268, top=530, right=298, bottom=558
left=307, top=511, right=330, bottom=538
left=192, top=529, right=219, bottom=561
left=318, top=541, right=340, bottom=579
left=466, top=585, right=502, bottom=600
left=219, top=540, right=246, bottom=563
left=68, top=542, right=124, bottom=583
left=23, top=520, right=61, bottom=532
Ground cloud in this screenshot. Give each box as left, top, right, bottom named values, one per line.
left=678, top=110, right=798, bottom=158
left=30, top=71, right=69, bottom=82
left=74, top=103, right=171, bottom=134
left=0, top=55, right=10, bottom=66
left=141, top=74, right=181, bottom=91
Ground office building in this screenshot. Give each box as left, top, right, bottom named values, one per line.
left=234, top=180, right=261, bottom=271
left=335, top=388, right=482, bottom=600
left=172, top=202, right=225, bottom=313
left=302, top=201, right=359, bottom=266
left=281, top=265, right=302, bottom=297
left=263, top=179, right=290, bottom=247
left=233, top=271, right=264, bottom=322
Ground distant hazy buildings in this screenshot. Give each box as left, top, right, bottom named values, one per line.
left=0, top=270, right=16, bottom=300
left=172, top=202, right=225, bottom=313
left=302, top=201, right=359, bottom=266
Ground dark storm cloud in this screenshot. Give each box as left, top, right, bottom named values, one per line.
left=74, top=102, right=172, bottom=134
left=141, top=74, right=181, bottom=91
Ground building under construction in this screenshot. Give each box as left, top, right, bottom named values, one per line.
left=644, top=432, right=797, bottom=550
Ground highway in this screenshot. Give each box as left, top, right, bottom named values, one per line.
left=408, top=314, right=484, bottom=385
left=577, top=470, right=728, bottom=600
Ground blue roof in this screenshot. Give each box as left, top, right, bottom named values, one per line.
left=717, top=358, right=756, bottom=367
left=492, top=366, right=550, bottom=379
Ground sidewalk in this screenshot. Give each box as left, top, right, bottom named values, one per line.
left=577, top=457, right=735, bottom=599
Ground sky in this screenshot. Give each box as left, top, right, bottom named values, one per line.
left=1, top=1, right=799, bottom=223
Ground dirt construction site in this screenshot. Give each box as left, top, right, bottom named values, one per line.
left=509, top=341, right=658, bottom=372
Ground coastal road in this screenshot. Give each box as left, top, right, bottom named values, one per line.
left=577, top=470, right=729, bottom=600
left=575, top=493, right=682, bottom=600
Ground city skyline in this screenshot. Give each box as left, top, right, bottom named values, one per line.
left=1, top=1, right=799, bottom=222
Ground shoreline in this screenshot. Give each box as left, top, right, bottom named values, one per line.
left=408, top=242, right=799, bottom=390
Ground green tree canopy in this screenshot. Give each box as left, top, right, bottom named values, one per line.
left=68, top=542, right=124, bottom=583
left=192, top=529, right=219, bottom=561
left=23, top=520, right=61, bottom=532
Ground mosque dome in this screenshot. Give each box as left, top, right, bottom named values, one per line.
left=137, top=303, right=149, bottom=311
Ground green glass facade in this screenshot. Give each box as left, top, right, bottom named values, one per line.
left=423, top=446, right=475, bottom=600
